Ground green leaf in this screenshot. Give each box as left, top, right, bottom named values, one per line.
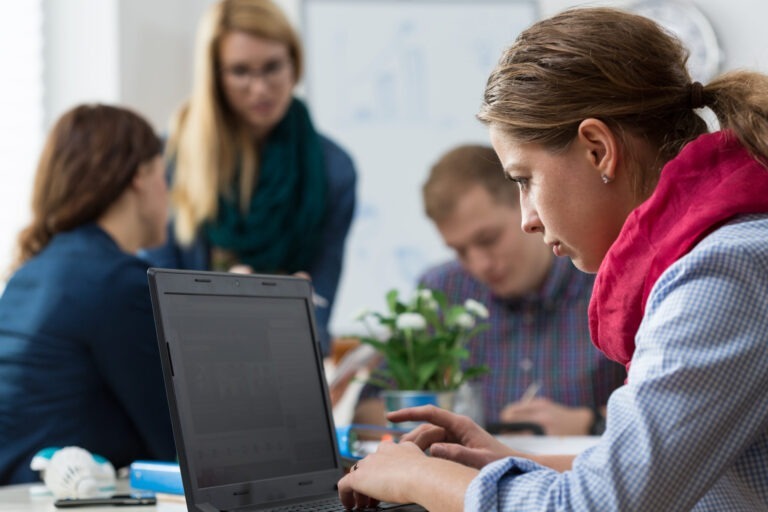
left=359, top=337, right=387, bottom=351
left=386, top=289, right=399, bottom=314
left=365, top=374, right=397, bottom=390
left=446, top=348, right=470, bottom=360
left=415, top=359, right=440, bottom=389
left=462, top=365, right=490, bottom=380
left=432, top=289, right=448, bottom=311
left=388, top=357, right=415, bottom=390
left=465, top=323, right=490, bottom=340
left=445, top=305, right=467, bottom=325
left=359, top=286, right=490, bottom=392
left=421, top=308, right=441, bottom=331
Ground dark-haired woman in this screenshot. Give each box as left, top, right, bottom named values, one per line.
left=0, top=104, right=176, bottom=484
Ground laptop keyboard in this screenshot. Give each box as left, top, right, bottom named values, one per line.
left=258, top=497, right=405, bottom=511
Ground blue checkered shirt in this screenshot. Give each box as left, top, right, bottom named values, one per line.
left=465, top=214, right=768, bottom=510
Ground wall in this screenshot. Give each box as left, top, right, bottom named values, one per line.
left=40, top=0, right=768, bottom=131
left=302, top=1, right=539, bottom=334
left=44, top=0, right=213, bottom=131
left=2, top=0, right=767, bottom=306
left=0, top=0, right=212, bottom=275
left=43, top=0, right=119, bottom=126
left=291, top=0, right=768, bottom=335
left=542, top=0, right=767, bottom=73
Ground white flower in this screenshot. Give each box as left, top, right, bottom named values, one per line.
left=455, top=312, right=476, bottom=329
left=418, top=289, right=433, bottom=301
left=464, top=298, right=489, bottom=319
left=396, top=312, right=427, bottom=330
left=372, top=325, right=393, bottom=340
left=422, top=298, right=439, bottom=311
left=353, top=308, right=371, bottom=321
left=411, top=289, right=437, bottom=311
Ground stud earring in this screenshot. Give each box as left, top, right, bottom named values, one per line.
left=601, top=174, right=613, bottom=184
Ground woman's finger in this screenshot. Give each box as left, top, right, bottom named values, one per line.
left=430, top=443, right=503, bottom=469
left=402, top=425, right=449, bottom=450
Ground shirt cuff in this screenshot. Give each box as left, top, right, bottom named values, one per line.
left=464, top=456, right=550, bottom=510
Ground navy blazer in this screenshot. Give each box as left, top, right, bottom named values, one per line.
left=0, top=224, right=176, bottom=484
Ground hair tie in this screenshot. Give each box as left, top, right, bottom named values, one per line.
left=689, top=81, right=705, bottom=109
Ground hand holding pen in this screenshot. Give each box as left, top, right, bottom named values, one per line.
left=519, top=381, right=541, bottom=403
left=497, top=382, right=596, bottom=436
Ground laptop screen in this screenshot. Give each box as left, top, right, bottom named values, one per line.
left=161, top=292, right=336, bottom=489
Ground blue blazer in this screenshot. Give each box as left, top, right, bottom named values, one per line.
left=0, top=224, right=176, bottom=484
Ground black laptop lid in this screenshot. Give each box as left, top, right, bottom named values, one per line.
left=148, top=269, right=342, bottom=512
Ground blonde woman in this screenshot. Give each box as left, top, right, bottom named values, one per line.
left=146, top=0, right=356, bottom=355
left=0, top=105, right=175, bottom=484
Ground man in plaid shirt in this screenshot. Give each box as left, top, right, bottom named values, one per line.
left=354, top=145, right=624, bottom=433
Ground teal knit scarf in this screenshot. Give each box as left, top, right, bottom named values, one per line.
left=205, top=98, right=327, bottom=273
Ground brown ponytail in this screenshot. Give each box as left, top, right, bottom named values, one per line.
left=704, top=71, right=768, bottom=167
left=477, top=8, right=768, bottom=200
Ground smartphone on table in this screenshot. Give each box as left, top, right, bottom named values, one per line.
left=53, top=493, right=156, bottom=507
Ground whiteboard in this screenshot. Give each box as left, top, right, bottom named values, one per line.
left=302, top=0, right=537, bottom=336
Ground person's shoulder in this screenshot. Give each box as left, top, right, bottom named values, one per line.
left=700, top=213, right=768, bottom=250
left=658, top=213, right=768, bottom=294
left=646, top=214, right=768, bottom=345
left=6, top=227, right=150, bottom=310
left=82, top=255, right=152, bottom=317
left=688, top=213, right=768, bottom=268
left=318, top=133, right=351, bottom=159
left=64, top=225, right=151, bottom=295
left=318, top=133, right=357, bottom=183
left=419, top=260, right=477, bottom=289
left=22, top=225, right=126, bottom=279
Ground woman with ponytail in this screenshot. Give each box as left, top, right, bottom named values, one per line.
left=337, top=8, right=768, bottom=511
left=0, top=104, right=176, bottom=484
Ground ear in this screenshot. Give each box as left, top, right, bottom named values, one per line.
left=576, top=118, right=619, bottom=181
left=130, top=160, right=155, bottom=193
left=130, top=165, right=147, bottom=191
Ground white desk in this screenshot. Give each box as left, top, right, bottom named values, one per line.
left=0, top=437, right=599, bottom=510
left=0, top=481, right=184, bottom=512
left=497, top=435, right=601, bottom=455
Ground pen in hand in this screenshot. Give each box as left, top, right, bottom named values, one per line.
left=520, top=381, right=541, bottom=403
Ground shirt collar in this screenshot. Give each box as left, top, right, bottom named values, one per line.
left=494, top=257, right=575, bottom=310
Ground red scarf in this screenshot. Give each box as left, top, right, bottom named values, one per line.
left=589, top=131, right=768, bottom=373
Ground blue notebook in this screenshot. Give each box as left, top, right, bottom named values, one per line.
left=129, top=460, right=183, bottom=495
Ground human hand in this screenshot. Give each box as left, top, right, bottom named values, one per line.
left=337, top=441, right=426, bottom=509
left=499, top=397, right=592, bottom=436
left=388, top=405, right=516, bottom=469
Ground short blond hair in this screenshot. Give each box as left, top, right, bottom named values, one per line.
left=423, top=144, right=518, bottom=222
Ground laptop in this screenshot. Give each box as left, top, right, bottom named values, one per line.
left=148, top=269, right=425, bottom=512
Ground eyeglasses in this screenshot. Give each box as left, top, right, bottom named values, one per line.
left=220, top=57, right=292, bottom=89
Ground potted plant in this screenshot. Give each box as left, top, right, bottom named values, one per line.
left=356, top=287, right=490, bottom=426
